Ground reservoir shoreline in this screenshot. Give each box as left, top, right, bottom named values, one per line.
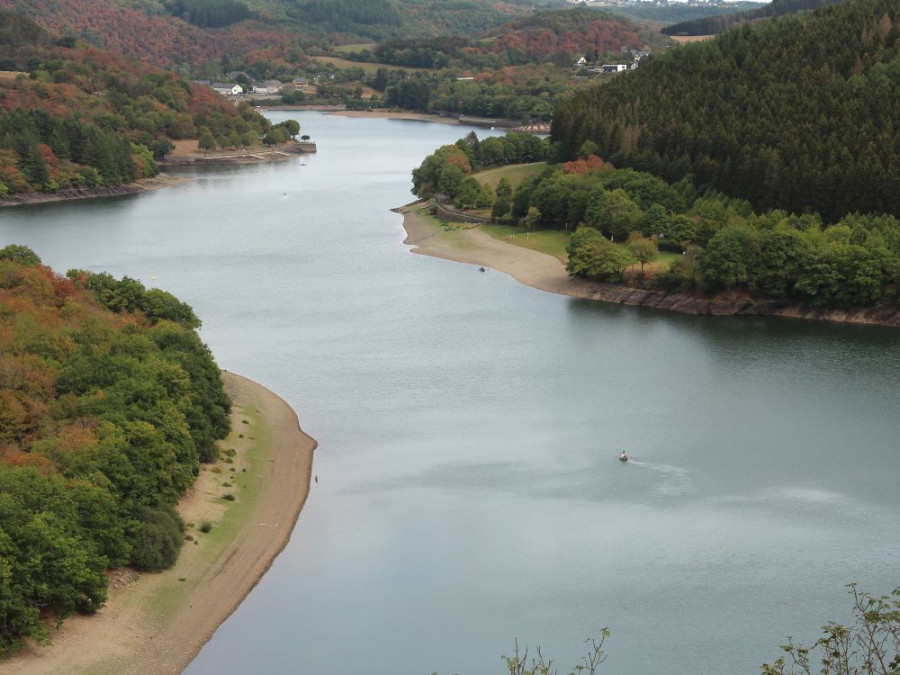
left=399, top=201, right=900, bottom=328
left=1, top=371, right=316, bottom=675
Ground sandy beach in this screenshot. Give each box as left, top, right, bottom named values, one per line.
left=1, top=371, right=316, bottom=675
left=400, top=201, right=591, bottom=298
left=329, top=109, right=461, bottom=125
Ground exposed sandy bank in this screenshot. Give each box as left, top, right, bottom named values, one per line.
left=2, top=371, right=317, bottom=675
left=398, top=202, right=900, bottom=327
left=162, top=139, right=315, bottom=166
left=329, top=108, right=461, bottom=125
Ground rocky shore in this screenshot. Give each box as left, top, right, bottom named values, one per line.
left=574, top=284, right=900, bottom=327
left=0, top=174, right=187, bottom=208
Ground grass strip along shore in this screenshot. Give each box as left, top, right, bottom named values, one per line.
left=2, top=372, right=316, bottom=675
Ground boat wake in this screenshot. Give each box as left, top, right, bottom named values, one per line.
left=626, top=460, right=695, bottom=496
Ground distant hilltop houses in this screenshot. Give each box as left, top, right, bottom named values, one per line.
left=576, top=49, right=650, bottom=73
left=567, top=0, right=732, bottom=4
left=195, top=75, right=320, bottom=99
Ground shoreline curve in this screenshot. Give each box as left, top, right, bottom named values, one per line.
left=398, top=201, right=900, bottom=328
left=1, top=371, right=317, bottom=675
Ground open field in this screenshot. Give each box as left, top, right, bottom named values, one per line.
left=0, top=70, right=26, bottom=84
left=475, top=162, right=547, bottom=190
left=333, top=43, right=376, bottom=53
left=310, top=55, right=427, bottom=75
left=670, top=35, right=716, bottom=44
left=481, top=223, right=571, bottom=263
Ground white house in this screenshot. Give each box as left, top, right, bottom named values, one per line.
left=211, top=82, right=243, bottom=96
left=251, top=80, right=282, bottom=95
left=575, top=56, right=588, bottom=66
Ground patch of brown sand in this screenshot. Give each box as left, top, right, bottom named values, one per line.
left=2, top=372, right=316, bottom=675
left=329, top=109, right=460, bottom=125
left=398, top=202, right=589, bottom=298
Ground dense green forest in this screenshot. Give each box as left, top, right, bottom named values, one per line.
left=164, top=0, right=251, bottom=29
left=663, top=0, right=844, bottom=36
left=0, top=12, right=272, bottom=195
left=0, top=245, right=231, bottom=652
left=551, top=0, right=900, bottom=223
left=413, top=132, right=900, bottom=309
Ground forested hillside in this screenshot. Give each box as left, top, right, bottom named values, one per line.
left=0, top=12, right=270, bottom=195
left=0, top=245, right=231, bottom=652
left=551, top=0, right=900, bottom=223
left=663, top=0, right=845, bottom=36
left=0, top=0, right=535, bottom=70
left=485, top=8, right=645, bottom=64
left=334, top=9, right=664, bottom=120
left=360, top=9, right=661, bottom=68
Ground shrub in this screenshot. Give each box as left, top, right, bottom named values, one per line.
left=129, top=506, right=184, bottom=571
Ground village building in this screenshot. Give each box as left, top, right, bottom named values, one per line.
left=211, top=82, right=243, bottom=97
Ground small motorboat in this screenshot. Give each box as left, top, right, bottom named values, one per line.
left=619, top=452, right=629, bottom=462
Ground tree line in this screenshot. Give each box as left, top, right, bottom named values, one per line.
left=551, top=0, right=900, bottom=224
left=525, top=157, right=900, bottom=307
left=412, top=131, right=549, bottom=212
left=0, top=109, right=150, bottom=194
left=413, top=134, right=900, bottom=308
left=0, top=246, right=230, bottom=652
left=164, top=0, right=251, bottom=29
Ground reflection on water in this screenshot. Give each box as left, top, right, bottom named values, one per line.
left=1, top=113, right=898, bottom=675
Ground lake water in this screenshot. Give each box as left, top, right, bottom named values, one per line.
left=2, top=112, right=898, bottom=675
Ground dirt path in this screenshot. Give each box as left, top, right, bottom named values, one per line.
left=2, top=372, right=316, bottom=675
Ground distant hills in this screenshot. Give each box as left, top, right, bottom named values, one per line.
left=551, top=0, right=900, bottom=222
left=0, top=0, right=536, bottom=70
left=663, top=0, right=847, bottom=36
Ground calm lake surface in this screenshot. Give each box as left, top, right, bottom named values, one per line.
left=2, top=112, right=898, bottom=675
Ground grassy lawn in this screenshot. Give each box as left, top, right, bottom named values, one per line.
left=481, top=224, right=571, bottom=262
left=310, top=55, right=426, bottom=75
left=651, top=249, right=681, bottom=273
left=148, top=395, right=269, bottom=619
left=333, top=43, right=376, bottom=53
left=476, top=163, right=547, bottom=190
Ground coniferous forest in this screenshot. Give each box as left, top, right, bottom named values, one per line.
left=551, top=0, right=900, bottom=224
left=662, top=0, right=845, bottom=37
left=0, top=246, right=230, bottom=652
